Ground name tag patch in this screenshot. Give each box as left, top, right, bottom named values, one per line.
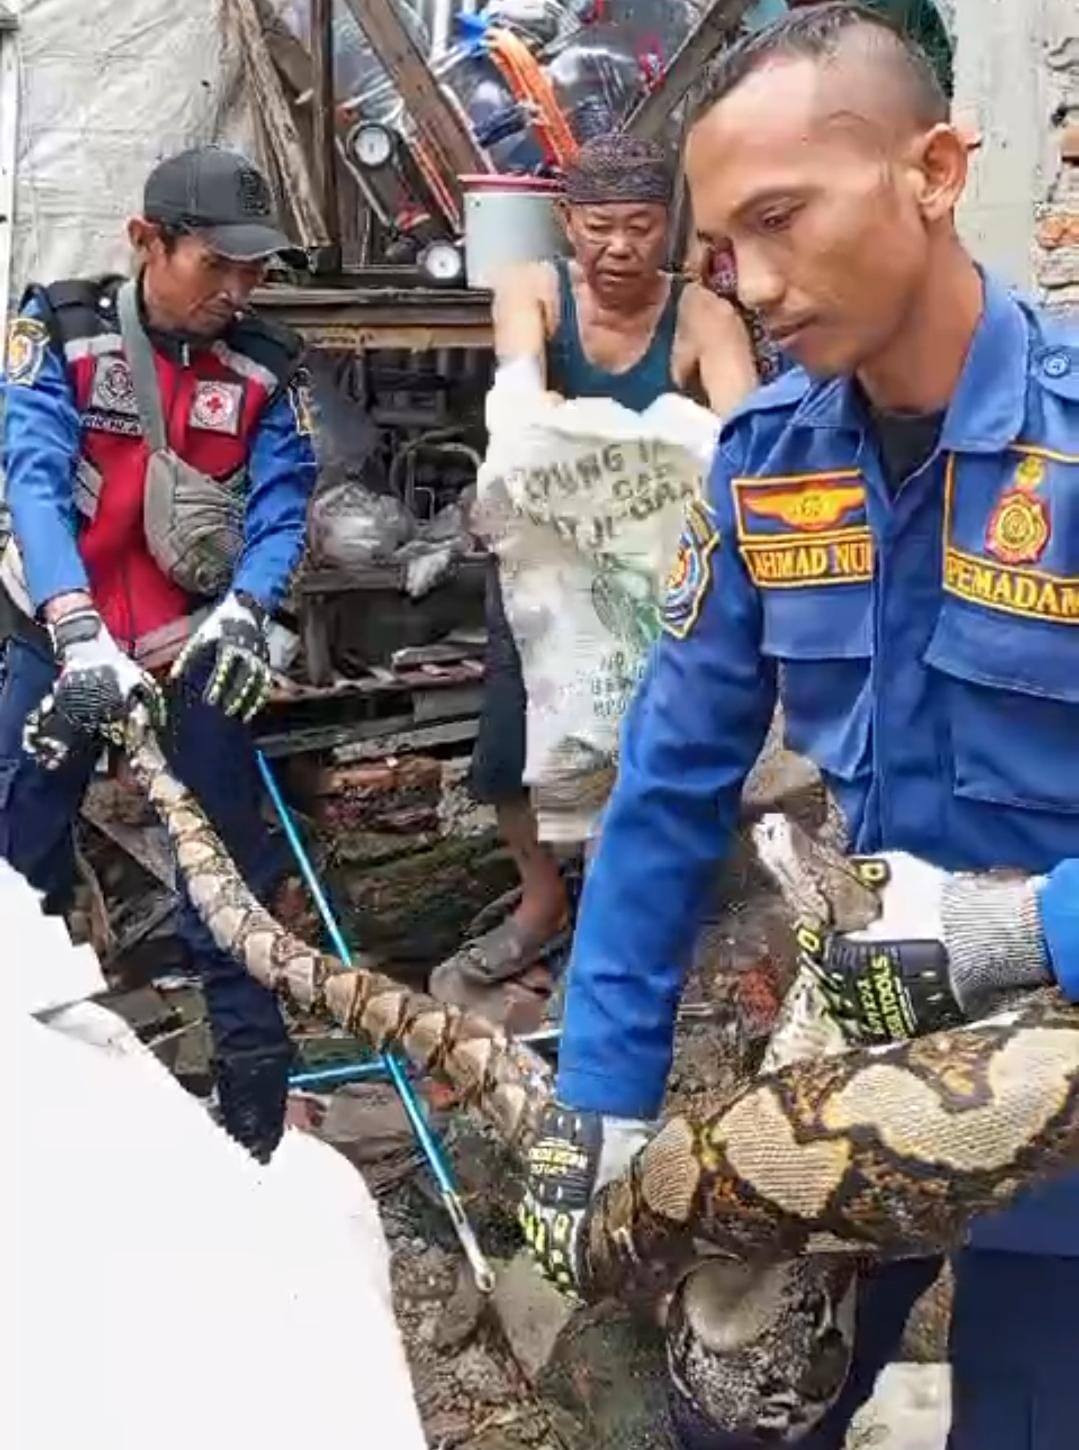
left=732, top=470, right=873, bottom=589
left=190, top=380, right=244, bottom=435
left=83, top=411, right=141, bottom=437
left=745, top=537, right=873, bottom=588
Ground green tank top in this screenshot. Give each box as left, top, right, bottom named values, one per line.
left=545, top=258, right=685, bottom=413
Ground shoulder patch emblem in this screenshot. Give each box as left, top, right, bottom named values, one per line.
left=5, top=316, right=49, bottom=388
left=190, top=379, right=244, bottom=436
left=662, top=496, right=719, bottom=640
left=986, top=455, right=1050, bottom=566
left=287, top=371, right=314, bottom=438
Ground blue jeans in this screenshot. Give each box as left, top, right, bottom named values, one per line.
left=0, top=637, right=291, bottom=1057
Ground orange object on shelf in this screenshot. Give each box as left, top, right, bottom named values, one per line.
left=486, top=27, right=579, bottom=171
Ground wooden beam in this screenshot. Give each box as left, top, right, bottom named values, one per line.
left=339, top=0, right=490, bottom=222
left=253, top=280, right=494, bottom=352
left=227, top=0, right=329, bottom=245
left=254, top=0, right=314, bottom=98
left=310, top=0, right=340, bottom=243
left=623, top=0, right=756, bottom=140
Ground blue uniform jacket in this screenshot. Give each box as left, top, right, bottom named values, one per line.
left=1, top=297, right=316, bottom=615
left=557, top=273, right=1079, bottom=1255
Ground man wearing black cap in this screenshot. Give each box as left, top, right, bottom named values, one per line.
left=430, top=134, right=757, bottom=1025
left=0, top=146, right=317, bottom=1161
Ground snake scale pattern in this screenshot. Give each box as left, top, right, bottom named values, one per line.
left=125, top=713, right=1079, bottom=1316
left=125, top=715, right=554, bottom=1153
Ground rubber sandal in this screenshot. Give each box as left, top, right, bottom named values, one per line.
left=449, top=914, right=570, bottom=987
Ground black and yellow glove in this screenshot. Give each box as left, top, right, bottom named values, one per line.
left=170, top=590, right=271, bottom=723
left=519, top=1103, right=651, bottom=1295
left=798, top=852, right=1049, bottom=1044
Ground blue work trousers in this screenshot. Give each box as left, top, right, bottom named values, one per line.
left=0, top=637, right=291, bottom=1057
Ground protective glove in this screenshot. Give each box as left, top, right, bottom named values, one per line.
left=799, top=852, right=1051, bottom=1044
left=519, top=1102, right=651, bottom=1294
left=24, top=606, right=164, bottom=769
left=170, top=590, right=271, bottom=723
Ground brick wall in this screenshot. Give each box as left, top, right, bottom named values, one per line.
left=1036, top=106, right=1079, bottom=312
left=953, top=0, right=1078, bottom=313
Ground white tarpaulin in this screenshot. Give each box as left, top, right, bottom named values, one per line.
left=5, top=860, right=427, bottom=1450
left=6, top=0, right=256, bottom=300
left=477, top=377, right=718, bottom=842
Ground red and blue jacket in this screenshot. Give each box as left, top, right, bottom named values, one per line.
left=1, top=275, right=316, bottom=668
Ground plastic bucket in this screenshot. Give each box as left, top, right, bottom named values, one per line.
left=460, top=174, right=567, bottom=289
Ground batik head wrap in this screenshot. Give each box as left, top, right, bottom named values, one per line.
left=563, top=134, right=675, bottom=207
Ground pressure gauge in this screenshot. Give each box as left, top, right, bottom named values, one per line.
left=350, top=121, right=395, bottom=171
left=418, top=239, right=465, bottom=286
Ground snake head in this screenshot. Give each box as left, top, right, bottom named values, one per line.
left=752, top=814, right=832, bottom=926
left=751, top=814, right=881, bottom=933
left=123, top=700, right=153, bottom=751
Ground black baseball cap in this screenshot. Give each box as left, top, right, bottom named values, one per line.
left=143, top=146, right=293, bottom=260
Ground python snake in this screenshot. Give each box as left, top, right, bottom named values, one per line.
left=125, top=711, right=1079, bottom=1320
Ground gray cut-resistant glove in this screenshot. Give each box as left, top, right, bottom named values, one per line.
left=170, top=590, right=271, bottom=723
left=519, top=1102, right=652, bottom=1295
left=799, top=852, right=1051, bottom=1044
left=25, top=607, right=164, bottom=768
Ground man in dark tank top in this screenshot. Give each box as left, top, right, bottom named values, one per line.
left=430, top=135, right=757, bottom=1026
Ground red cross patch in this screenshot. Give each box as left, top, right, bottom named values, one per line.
left=190, top=380, right=244, bottom=435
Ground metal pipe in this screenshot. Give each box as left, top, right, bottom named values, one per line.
left=256, top=750, right=496, bottom=1294
left=290, top=1060, right=391, bottom=1090
left=429, top=0, right=454, bottom=59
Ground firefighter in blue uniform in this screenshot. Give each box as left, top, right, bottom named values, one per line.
left=520, top=8, right=1079, bottom=1449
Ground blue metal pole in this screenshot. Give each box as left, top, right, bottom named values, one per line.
left=256, top=750, right=496, bottom=1293
left=289, top=1060, right=391, bottom=1090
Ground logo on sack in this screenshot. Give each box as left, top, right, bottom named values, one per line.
left=190, top=380, right=243, bottom=435
left=986, top=455, right=1050, bottom=566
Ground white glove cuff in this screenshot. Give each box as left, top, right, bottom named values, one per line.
left=941, top=874, right=1051, bottom=1015
left=596, top=1115, right=654, bottom=1192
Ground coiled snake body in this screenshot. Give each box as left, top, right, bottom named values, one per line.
left=124, top=714, right=1079, bottom=1438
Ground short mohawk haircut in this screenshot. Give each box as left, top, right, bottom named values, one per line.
left=696, top=2, right=949, bottom=130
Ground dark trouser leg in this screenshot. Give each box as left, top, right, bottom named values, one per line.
left=797, top=1257, right=942, bottom=1448
left=670, top=1257, right=942, bottom=1450
left=163, top=676, right=295, bottom=1161
left=947, top=1250, right=1079, bottom=1450
left=0, top=639, right=98, bottom=908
